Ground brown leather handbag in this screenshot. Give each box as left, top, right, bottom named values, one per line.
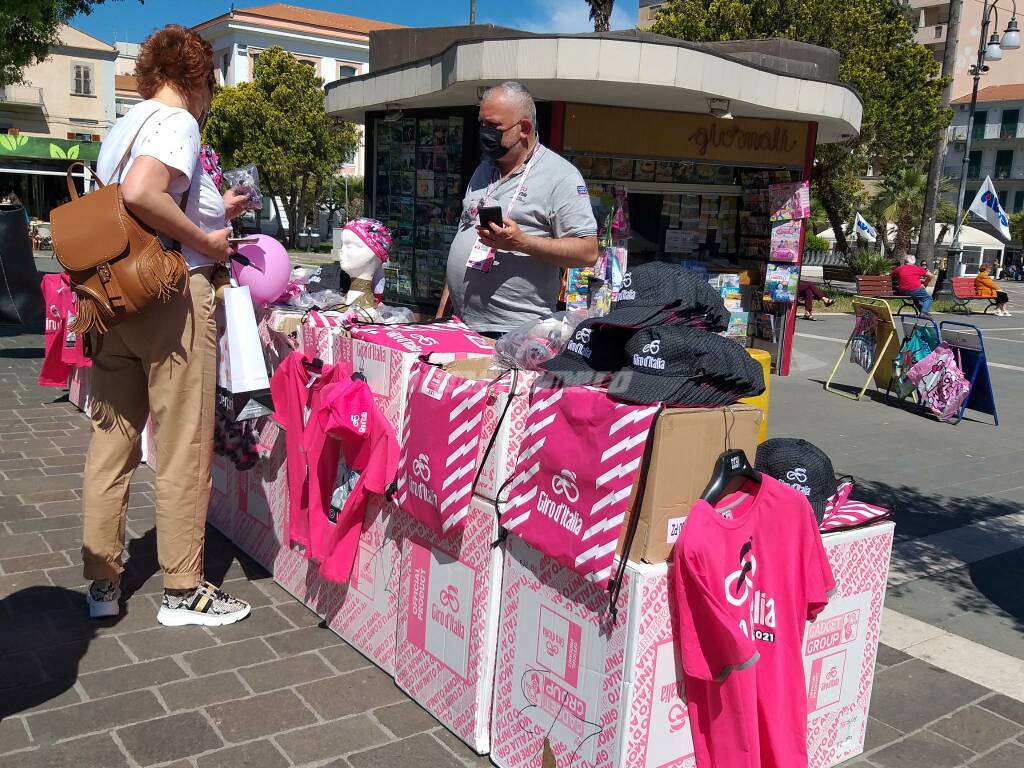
left=50, top=111, right=190, bottom=347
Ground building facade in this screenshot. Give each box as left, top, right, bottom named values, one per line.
left=944, top=84, right=1024, bottom=245
left=637, top=0, right=665, bottom=30
left=193, top=3, right=403, bottom=177
left=908, top=0, right=1024, bottom=102
left=0, top=25, right=116, bottom=219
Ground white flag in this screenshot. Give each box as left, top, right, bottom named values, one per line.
left=968, top=176, right=1012, bottom=241
left=854, top=212, right=877, bottom=243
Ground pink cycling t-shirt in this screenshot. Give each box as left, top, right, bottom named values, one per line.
left=672, top=475, right=835, bottom=768
left=892, top=264, right=927, bottom=292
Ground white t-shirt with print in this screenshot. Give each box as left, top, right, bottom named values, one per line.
left=96, top=99, right=225, bottom=270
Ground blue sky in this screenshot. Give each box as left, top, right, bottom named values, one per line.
left=72, top=1, right=638, bottom=44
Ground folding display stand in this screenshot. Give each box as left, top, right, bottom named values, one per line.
left=939, top=321, right=998, bottom=426
left=884, top=314, right=940, bottom=406
left=825, top=297, right=898, bottom=401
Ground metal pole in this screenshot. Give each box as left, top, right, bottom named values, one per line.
left=941, top=1, right=992, bottom=293
left=469, top=0, right=476, bottom=25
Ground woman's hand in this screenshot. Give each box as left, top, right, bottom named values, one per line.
left=223, top=187, right=250, bottom=220
left=203, top=227, right=235, bottom=262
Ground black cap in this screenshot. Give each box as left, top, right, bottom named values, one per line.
left=755, top=438, right=839, bottom=523
left=540, top=318, right=632, bottom=385
left=608, top=326, right=765, bottom=406
left=595, top=263, right=729, bottom=331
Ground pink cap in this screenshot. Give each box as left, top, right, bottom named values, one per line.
left=343, top=218, right=392, bottom=263
left=319, top=377, right=376, bottom=464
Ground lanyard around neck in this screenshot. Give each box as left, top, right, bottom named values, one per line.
left=483, top=144, right=544, bottom=211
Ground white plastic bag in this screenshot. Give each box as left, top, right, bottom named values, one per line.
left=217, top=285, right=274, bottom=421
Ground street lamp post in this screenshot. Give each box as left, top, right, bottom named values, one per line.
left=939, top=0, right=1020, bottom=293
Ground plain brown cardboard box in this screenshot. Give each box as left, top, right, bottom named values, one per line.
left=616, top=405, right=763, bottom=564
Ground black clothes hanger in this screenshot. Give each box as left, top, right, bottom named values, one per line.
left=302, top=356, right=324, bottom=373
left=700, top=408, right=761, bottom=504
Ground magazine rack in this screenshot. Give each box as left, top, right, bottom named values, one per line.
left=824, top=297, right=898, bottom=400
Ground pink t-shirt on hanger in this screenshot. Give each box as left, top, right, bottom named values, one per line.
left=671, top=475, right=835, bottom=768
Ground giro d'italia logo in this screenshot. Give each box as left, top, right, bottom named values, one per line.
left=412, top=453, right=431, bottom=481
left=550, top=469, right=580, bottom=502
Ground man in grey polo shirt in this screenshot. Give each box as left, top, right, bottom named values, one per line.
left=446, top=81, right=599, bottom=334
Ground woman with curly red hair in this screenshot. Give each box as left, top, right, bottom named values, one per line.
left=82, top=24, right=251, bottom=627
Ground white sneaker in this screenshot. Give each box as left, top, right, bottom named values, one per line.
left=157, top=581, right=251, bottom=627
left=87, top=579, right=121, bottom=618
left=1002, top=310, right=1013, bottom=317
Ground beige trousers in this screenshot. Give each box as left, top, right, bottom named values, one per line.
left=81, top=270, right=216, bottom=590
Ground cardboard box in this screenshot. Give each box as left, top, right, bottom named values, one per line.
left=230, top=418, right=288, bottom=574
left=394, top=495, right=504, bottom=754
left=491, top=522, right=894, bottom=768
left=617, top=405, right=763, bottom=564
left=273, top=497, right=404, bottom=676
left=207, top=453, right=238, bottom=543
left=440, top=359, right=539, bottom=503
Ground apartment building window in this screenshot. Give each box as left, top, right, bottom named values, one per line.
left=972, top=110, right=988, bottom=140
left=72, top=63, right=94, bottom=96
left=966, top=189, right=978, bottom=206
left=1002, top=109, right=1020, bottom=140
left=968, top=151, right=982, bottom=179
left=1015, top=190, right=1024, bottom=212
left=338, top=64, right=358, bottom=79
left=995, top=150, right=1014, bottom=180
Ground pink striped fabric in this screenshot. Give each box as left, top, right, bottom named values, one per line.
left=820, top=481, right=889, bottom=532
left=393, top=362, right=491, bottom=535
left=499, top=385, right=658, bottom=588
left=349, top=319, right=494, bottom=354
left=304, top=310, right=345, bottom=328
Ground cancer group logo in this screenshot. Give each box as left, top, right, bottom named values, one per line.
left=550, top=468, right=580, bottom=502
left=439, top=584, right=460, bottom=613
left=412, top=452, right=431, bottom=481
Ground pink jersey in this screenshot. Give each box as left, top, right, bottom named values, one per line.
left=39, top=273, right=72, bottom=388
left=269, top=351, right=350, bottom=557
left=672, top=475, right=835, bottom=768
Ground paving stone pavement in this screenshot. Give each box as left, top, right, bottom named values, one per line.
left=2, top=321, right=1023, bottom=767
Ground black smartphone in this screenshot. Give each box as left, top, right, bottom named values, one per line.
left=227, top=236, right=258, bottom=244
left=478, top=205, right=504, bottom=229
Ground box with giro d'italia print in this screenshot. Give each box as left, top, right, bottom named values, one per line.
left=394, top=494, right=505, bottom=754
left=490, top=521, right=894, bottom=768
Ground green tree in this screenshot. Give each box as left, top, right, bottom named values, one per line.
left=1010, top=211, right=1024, bottom=245
left=0, top=1, right=119, bottom=87
left=203, top=47, right=359, bottom=247
left=585, top=0, right=616, bottom=32
left=652, top=0, right=950, bottom=252
left=867, top=167, right=956, bottom=256
left=319, top=174, right=365, bottom=230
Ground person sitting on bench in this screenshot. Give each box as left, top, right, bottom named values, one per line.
left=891, top=255, right=934, bottom=315
left=797, top=280, right=835, bottom=321
left=975, top=263, right=1011, bottom=317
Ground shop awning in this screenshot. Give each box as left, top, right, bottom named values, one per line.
left=325, top=31, right=862, bottom=144
left=0, top=134, right=100, bottom=162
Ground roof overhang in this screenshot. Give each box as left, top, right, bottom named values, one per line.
left=326, top=35, right=862, bottom=144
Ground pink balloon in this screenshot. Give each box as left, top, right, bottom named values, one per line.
left=231, top=235, right=292, bottom=305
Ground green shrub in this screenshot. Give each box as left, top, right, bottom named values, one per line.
left=847, top=250, right=895, bottom=276
left=803, top=232, right=831, bottom=253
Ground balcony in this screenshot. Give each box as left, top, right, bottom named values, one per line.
left=915, top=23, right=947, bottom=46
left=0, top=84, right=44, bottom=110
left=947, top=125, right=968, bottom=142
left=909, top=0, right=948, bottom=8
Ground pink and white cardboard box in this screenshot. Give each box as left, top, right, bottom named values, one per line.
left=490, top=522, right=894, bottom=768
left=68, top=365, right=90, bottom=412
left=229, top=417, right=288, bottom=574
left=272, top=496, right=403, bottom=676
left=394, top=495, right=504, bottom=754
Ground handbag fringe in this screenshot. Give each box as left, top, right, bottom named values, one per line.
left=68, top=297, right=110, bottom=335
left=137, top=249, right=186, bottom=301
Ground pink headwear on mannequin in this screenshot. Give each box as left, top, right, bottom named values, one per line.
left=344, top=218, right=392, bottom=263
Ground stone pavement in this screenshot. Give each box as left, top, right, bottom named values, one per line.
left=2, top=307, right=1023, bottom=767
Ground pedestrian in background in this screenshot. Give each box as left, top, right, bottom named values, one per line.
left=975, top=263, right=1011, bottom=317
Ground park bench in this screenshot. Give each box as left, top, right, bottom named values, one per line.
left=854, top=274, right=917, bottom=316
left=822, top=264, right=855, bottom=294
left=950, top=277, right=999, bottom=315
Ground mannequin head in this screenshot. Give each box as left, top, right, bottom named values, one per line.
left=339, top=229, right=380, bottom=282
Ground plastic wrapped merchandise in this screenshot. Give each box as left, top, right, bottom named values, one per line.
left=376, top=304, right=416, bottom=324
left=222, top=164, right=263, bottom=210
left=494, top=311, right=586, bottom=370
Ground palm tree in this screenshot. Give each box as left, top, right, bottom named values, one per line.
left=871, top=168, right=955, bottom=258
left=586, top=0, right=615, bottom=32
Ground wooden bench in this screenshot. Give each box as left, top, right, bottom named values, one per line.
left=822, top=264, right=855, bottom=294
left=854, top=275, right=918, bottom=316
left=950, top=277, right=998, bottom=314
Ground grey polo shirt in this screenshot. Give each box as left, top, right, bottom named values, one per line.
left=446, top=145, right=598, bottom=333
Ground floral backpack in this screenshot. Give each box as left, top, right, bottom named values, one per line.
left=906, top=342, right=971, bottom=423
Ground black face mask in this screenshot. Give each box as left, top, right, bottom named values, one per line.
left=479, top=123, right=511, bottom=161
